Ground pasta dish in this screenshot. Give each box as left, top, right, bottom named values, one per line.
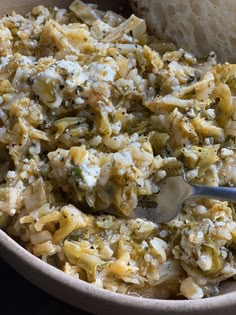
left=1, top=0, right=236, bottom=300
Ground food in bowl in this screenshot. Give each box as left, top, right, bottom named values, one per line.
left=1, top=0, right=236, bottom=300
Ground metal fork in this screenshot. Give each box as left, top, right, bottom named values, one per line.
left=132, top=175, right=236, bottom=224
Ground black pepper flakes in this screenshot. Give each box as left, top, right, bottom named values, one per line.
left=77, top=85, right=84, bottom=93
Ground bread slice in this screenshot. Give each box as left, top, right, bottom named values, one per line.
left=131, top=0, right=236, bottom=62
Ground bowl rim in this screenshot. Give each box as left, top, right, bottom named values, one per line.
left=0, top=0, right=236, bottom=313
left=1, top=229, right=236, bottom=314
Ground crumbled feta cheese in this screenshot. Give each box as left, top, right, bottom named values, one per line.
left=180, top=277, right=204, bottom=299
left=194, top=205, right=208, bottom=215
left=87, top=62, right=117, bottom=82
left=197, top=253, right=212, bottom=271
left=220, top=148, right=234, bottom=159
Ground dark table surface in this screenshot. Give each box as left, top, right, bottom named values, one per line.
left=0, top=257, right=92, bottom=315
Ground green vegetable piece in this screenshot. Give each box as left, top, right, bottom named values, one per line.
left=73, top=166, right=82, bottom=181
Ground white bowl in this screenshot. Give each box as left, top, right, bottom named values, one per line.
left=1, top=230, right=236, bottom=315
left=0, top=1, right=236, bottom=314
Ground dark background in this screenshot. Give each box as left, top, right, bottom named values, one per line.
left=0, top=258, right=92, bottom=315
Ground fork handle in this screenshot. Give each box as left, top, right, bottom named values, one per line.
left=191, top=184, right=236, bottom=202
